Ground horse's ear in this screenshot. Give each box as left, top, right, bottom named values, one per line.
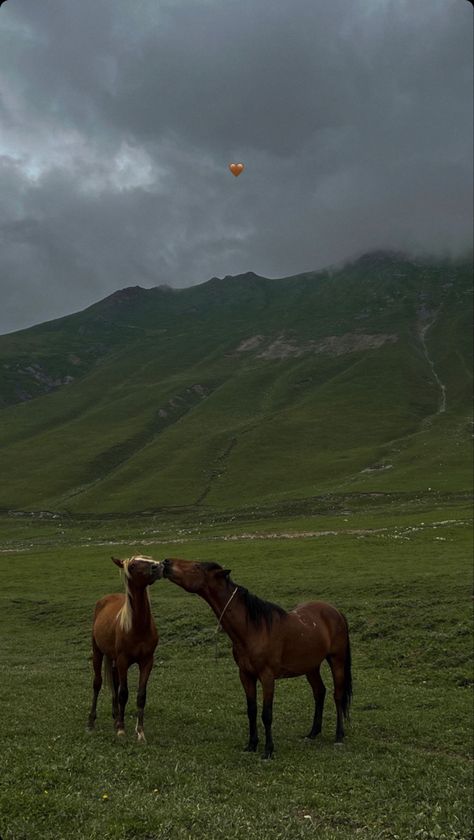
left=111, top=556, right=124, bottom=568
left=216, top=568, right=231, bottom=579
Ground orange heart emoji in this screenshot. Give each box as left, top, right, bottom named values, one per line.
left=229, top=163, right=244, bottom=177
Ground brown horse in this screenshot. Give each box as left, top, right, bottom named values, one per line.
left=87, top=555, right=163, bottom=740
left=162, top=558, right=352, bottom=758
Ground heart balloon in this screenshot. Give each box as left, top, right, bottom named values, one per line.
left=229, top=163, right=244, bottom=177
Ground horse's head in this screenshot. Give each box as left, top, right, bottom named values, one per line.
left=162, top=558, right=231, bottom=593
left=112, top=555, right=163, bottom=587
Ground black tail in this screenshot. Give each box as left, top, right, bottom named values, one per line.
left=341, top=615, right=353, bottom=721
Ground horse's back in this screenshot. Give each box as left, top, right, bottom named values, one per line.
left=92, top=593, right=124, bottom=657
left=289, top=601, right=348, bottom=654
left=292, top=600, right=346, bottom=627
left=93, top=592, right=124, bottom=619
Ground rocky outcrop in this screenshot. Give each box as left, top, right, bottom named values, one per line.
left=3, top=361, right=75, bottom=402
left=235, top=332, right=398, bottom=360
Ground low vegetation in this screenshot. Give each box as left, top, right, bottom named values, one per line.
left=0, top=501, right=472, bottom=840
left=0, top=253, right=471, bottom=837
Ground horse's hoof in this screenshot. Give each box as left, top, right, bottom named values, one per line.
left=116, top=729, right=126, bottom=738
left=243, top=744, right=258, bottom=753
left=85, top=725, right=94, bottom=734
left=262, top=751, right=274, bottom=760
left=136, top=732, right=146, bottom=743
left=334, top=740, right=344, bottom=748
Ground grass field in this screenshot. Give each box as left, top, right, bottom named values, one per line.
left=0, top=503, right=472, bottom=840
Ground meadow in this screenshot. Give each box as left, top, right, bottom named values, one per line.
left=0, top=503, right=472, bottom=840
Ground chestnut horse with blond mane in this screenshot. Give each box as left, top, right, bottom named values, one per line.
left=162, top=558, right=352, bottom=758
left=87, top=555, right=162, bottom=740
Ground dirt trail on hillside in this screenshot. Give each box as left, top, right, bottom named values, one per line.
left=418, top=311, right=447, bottom=414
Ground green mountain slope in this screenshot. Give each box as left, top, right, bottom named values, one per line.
left=0, top=252, right=472, bottom=514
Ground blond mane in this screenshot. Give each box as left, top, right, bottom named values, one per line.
left=117, top=556, right=155, bottom=633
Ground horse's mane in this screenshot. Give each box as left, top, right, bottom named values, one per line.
left=117, top=556, right=153, bottom=633
left=200, top=562, right=286, bottom=628
left=237, top=586, right=287, bottom=628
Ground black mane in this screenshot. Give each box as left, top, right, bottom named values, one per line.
left=237, top=586, right=286, bottom=628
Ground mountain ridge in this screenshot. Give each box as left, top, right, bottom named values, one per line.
left=0, top=251, right=471, bottom=513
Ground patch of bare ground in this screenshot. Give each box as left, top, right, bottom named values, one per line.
left=235, top=335, right=265, bottom=352
left=234, top=332, right=398, bottom=360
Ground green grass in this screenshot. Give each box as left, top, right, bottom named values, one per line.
left=0, top=253, right=472, bottom=836
left=0, top=505, right=472, bottom=839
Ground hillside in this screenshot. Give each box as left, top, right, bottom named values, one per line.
left=0, top=251, right=472, bottom=514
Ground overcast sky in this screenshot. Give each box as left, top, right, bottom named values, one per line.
left=0, top=0, right=472, bottom=334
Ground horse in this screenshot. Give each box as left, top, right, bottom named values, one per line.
left=87, top=555, right=163, bottom=741
left=162, top=557, right=352, bottom=758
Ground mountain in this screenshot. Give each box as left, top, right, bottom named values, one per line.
left=0, top=252, right=472, bottom=514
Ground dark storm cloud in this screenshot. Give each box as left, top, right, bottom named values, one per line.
left=0, top=0, right=472, bottom=333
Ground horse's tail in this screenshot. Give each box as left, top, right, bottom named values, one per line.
left=102, top=655, right=114, bottom=692
left=341, top=613, right=353, bottom=721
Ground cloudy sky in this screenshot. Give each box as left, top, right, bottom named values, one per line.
left=0, top=0, right=472, bottom=334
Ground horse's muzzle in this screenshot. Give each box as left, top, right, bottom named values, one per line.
left=162, top=558, right=172, bottom=578
left=152, top=561, right=164, bottom=580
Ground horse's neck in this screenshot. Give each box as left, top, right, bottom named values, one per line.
left=201, top=585, right=247, bottom=644
left=127, top=585, right=151, bottom=629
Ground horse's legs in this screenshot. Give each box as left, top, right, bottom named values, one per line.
left=260, top=670, right=275, bottom=759
left=111, top=663, right=119, bottom=721
left=135, top=657, right=154, bottom=742
left=87, top=639, right=103, bottom=730
left=115, top=655, right=129, bottom=737
left=239, top=669, right=258, bottom=752
left=327, top=654, right=345, bottom=743
left=305, top=667, right=326, bottom=739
